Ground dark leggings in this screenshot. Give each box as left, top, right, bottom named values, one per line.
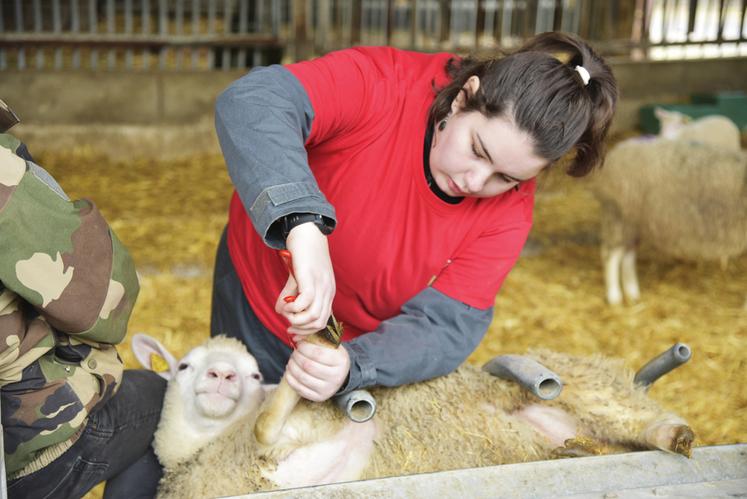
left=7, top=369, right=167, bottom=499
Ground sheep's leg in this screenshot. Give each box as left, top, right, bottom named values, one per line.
left=640, top=415, right=694, bottom=457
left=513, top=404, right=578, bottom=448
left=621, top=248, right=640, bottom=303
left=266, top=419, right=377, bottom=488
left=557, top=393, right=695, bottom=458
left=603, top=246, right=624, bottom=305
left=551, top=436, right=611, bottom=458
left=534, top=353, right=695, bottom=458
left=514, top=405, right=623, bottom=458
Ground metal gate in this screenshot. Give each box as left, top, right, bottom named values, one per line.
left=0, top=2, right=745, bottom=73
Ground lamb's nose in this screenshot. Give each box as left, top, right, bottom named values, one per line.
left=207, top=368, right=237, bottom=381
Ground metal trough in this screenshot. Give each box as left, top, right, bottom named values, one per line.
left=227, top=444, right=747, bottom=498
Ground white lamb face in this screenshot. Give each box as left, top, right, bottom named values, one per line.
left=175, top=340, right=264, bottom=422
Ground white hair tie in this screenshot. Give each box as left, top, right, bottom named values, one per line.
left=575, top=65, right=591, bottom=86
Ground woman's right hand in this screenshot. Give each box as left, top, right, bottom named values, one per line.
left=274, top=223, right=336, bottom=336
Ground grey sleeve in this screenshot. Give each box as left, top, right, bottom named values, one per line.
left=338, top=287, right=493, bottom=393
left=214, top=65, right=336, bottom=249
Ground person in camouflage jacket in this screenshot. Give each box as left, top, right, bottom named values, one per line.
left=1, top=128, right=166, bottom=498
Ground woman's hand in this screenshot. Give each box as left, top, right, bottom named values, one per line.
left=285, top=340, right=350, bottom=402
left=274, top=222, right=336, bottom=336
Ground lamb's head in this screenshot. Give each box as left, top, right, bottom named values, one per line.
left=654, top=107, right=691, bottom=139
left=172, top=336, right=264, bottom=425
left=132, top=333, right=267, bottom=467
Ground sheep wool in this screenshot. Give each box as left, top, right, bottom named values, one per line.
left=591, top=136, right=747, bottom=304
left=655, top=108, right=741, bottom=151
left=155, top=348, right=693, bottom=498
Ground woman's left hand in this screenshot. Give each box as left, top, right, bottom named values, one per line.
left=285, top=340, right=350, bottom=402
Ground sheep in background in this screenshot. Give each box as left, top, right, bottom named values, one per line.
left=134, top=334, right=695, bottom=499
left=654, top=107, right=741, bottom=151
left=591, top=137, right=747, bottom=306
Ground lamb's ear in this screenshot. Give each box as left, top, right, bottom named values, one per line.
left=131, top=333, right=179, bottom=380
left=654, top=106, right=666, bottom=121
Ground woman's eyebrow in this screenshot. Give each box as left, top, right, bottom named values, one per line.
left=476, top=132, right=525, bottom=183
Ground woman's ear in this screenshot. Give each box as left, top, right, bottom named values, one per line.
left=451, top=75, right=481, bottom=114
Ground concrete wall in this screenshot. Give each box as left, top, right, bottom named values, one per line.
left=4, top=57, right=747, bottom=159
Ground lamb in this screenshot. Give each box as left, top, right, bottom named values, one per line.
left=131, top=334, right=267, bottom=468
left=591, top=137, right=747, bottom=306
left=654, top=107, right=741, bottom=151
left=133, top=334, right=696, bottom=498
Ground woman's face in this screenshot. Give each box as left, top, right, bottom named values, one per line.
left=429, top=76, right=548, bottom=198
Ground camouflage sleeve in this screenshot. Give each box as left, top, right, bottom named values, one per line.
left=0, top=135, right=139, bottom=350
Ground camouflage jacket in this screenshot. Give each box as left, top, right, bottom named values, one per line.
left=0, top=134, right=139, bottom=477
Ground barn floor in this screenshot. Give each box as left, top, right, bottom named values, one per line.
left=35, top=147, right=746, bottom=497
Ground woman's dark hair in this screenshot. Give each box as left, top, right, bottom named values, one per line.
left=428, top=32, right=618, bottom=177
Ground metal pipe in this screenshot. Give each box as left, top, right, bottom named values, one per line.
left=482, top=354, right=563, bottom=400
left=335, top=389, right=376, bottom=423
left=634, top=343, right=691, bottom=388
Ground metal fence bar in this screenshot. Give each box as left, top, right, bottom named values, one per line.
left=158, top=0, right=167, bottom=69
left=238, top=0, right=248, bottom=69
left=536, top=0, right=556, bottom=33
left=175, top=0, right=183, bottom=69
left=88, top=0, right=98, bottom=69
left=192, top=0, right=200, bottom=68
left=0, top=0, right=743, bottom=73
left=472, top=0, right=480, bottom=49
left=33, top=0, right=43, bottom=69
left=207, top=0, right=216, bottom=67
left=71, top=0, right=81, bottom=69
left=124, top=0, right=133, bottom=69
left=106, top=0, right=115, bottom=69
left=272, top=0, right=282, bottom=37
left=53, top=0, right=62, bottom=69
left=254, top=0, right=263, bottom=66
left=13, top=0, right=24, bottom=69
left=252, top=0, right=262, bottom=66
left=142, top=0, right=151, bottom=69
left=222, top=0, right=231, bottom=70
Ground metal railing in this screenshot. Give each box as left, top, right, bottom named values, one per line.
left=0, top=0, right=288, bottom=70
left=0, top=1, right=745, bottom=70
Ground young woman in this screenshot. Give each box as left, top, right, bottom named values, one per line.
left=211, top=32, right=618, bottom=402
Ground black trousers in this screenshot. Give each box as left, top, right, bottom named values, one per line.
left=7, top=370, right=166, bottom=499
left=210, top=227, right=292, bottom=384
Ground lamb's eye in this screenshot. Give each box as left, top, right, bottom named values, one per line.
left=252, top=373, right=261, bottom=380
left=178, top=363, right=189, bottom=371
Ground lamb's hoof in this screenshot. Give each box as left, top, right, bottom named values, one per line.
left=552, top=436, right=606, bottom=459
left=671, top=425, right=695, bottom=458
left=647, top=423, right=695, bottom=458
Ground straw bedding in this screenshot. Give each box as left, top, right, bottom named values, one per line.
left=36, top=147, right=744, bottom=497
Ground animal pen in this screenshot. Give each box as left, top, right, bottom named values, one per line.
left=1, top=0, right=746, bottom=498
